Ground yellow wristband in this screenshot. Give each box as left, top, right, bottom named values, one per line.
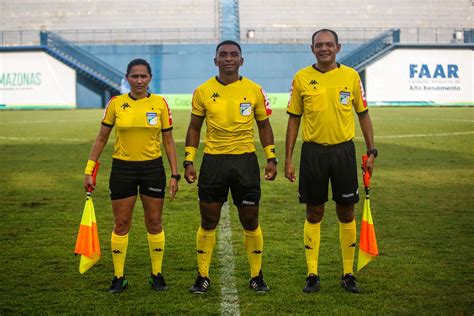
left=263, top=145, right=276, bottom=159
left=84, top=160, right=96, bottom=175
left=184, top=146, right=197, bottom=162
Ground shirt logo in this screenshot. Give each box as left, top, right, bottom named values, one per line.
left=121, top=102, right=130, bottom=109
left=211, top=92, right=221, bottom=101
left=146, top=112, right=158, bottom=126
left=339, top=91, right=351, bottom=105
left=309, top=79, right=318, bottom=85
left=240, top=103, right=252, bottom=116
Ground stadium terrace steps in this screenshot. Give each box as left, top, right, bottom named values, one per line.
left=40, top=31, right=122, bottom=94
left=0, top=0, right=218, bottom=31
left=238, top=0, right=473, bottom=29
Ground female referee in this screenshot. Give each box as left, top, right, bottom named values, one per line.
left=83, top=58, right=180, bottom=294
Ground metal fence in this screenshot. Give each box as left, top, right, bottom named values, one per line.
left=240, top=27, right=473, bottom=44
left=0, top=28, right=220, bottom=46
left=0, top=27, right=471, bottom=46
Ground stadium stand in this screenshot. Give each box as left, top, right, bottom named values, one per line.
left=1, top=0, right=472, bottom=107
left=239, top=0, right=473, bottom=43
left=0, top=0, right=218, bottom=31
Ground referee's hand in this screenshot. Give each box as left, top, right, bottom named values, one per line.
left=285, top=161, right=296, bottom=182
left=83, top=174, right=95, bottom=192
left=264, top=162, right=277, bottom=181
left=184, top=165, right=197, bottom=184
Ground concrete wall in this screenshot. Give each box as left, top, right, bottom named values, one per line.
left=77, top=43, right=360, bottom=107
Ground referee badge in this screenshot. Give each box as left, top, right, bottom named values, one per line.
left=240, top=103, right=252, bottom=116
left=146, top=112, right=158, bottom=125
left=339, top=91, right=351, bottom=105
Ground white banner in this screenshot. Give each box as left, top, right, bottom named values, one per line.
left=0, top=51, right=76, bottom=108
left=365, top=48, right=473, bottom=106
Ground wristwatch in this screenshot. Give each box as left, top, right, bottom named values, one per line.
left=267, top=158, right=278, bottom=165
left=367, top=148, right=378, bottom=158
left=171, top=174, right=181, bottom=181
left=183, top=160, right=193, bottom=168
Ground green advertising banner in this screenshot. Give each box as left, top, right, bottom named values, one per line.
left=163, top=93, right=291, bottom=110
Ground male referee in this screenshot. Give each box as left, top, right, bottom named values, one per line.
left=285, top=29, right=376, bottom=293
left=184, top=40, right=277, bottom=293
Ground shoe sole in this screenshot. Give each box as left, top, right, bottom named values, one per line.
left=190, top=290, right=206, bottom=294
left=151, top=286, right=169, bottom=291
left=341, top=284, right=360, bottom=293
left=303, top=287, right=320, bottom=293
left=109, top=282, right=128, bottom=294
left=109, top=286, right=127, bottom=294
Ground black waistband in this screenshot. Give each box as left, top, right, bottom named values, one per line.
left=112, top=157, right=163, bottom=167
left=204, top=152, right=256, bottom=159
left=303, top=140, right=353, bottom=149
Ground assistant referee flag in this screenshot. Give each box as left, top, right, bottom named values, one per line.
left=357, top=155, right=379, bottom=271
left=75, top=162, right=101, bottom=274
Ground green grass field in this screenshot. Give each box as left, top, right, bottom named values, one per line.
left=0, top=107, right=473, bottom=314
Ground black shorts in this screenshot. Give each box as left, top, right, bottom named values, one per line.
left=299, top=140, right=359, bottom=205
left=109, top=157, right=166, bottom=200
left=198, top=153, right=261, bottom=207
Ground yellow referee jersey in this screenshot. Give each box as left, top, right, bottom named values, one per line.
left=287, top=64, right=368, bottom=145
left=192, top=76, right=272, bottom=155
left=102, top=93, right=173, bottom=161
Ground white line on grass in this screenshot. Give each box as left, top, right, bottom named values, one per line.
left=0, top=119, right=95, bottom=125
left=0, top=136, right=89, bottom=143
left=2, top=131, right=474, bottom=144
left=217, top=202, right=240, bottom=316
left=365, top=131, right=474, bottom=139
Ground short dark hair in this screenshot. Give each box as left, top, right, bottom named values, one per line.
left=126, top=58, right=152, bottom=77
left=311, top=29, right=339, bottom=45
left=215, top=40, right=242, bottom=54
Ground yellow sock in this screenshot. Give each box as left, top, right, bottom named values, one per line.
left=147, top=231, right=165, bottom=275
left=111, top=232, right=129, bottom=278
left=196, top=226, right=216, bottom=278
left=339, top=220, right=357, bottom=275
left=244, top=226, right=263, bottom=278
left=304, top=220, right=321, bottom=276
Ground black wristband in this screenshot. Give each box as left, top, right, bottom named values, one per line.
left=367, top=148, right=378, bottom=158
left=171, top=174, right=181, bottom=181
left=267, top=158, right=278, bottom=165
left=183, top=160, right=194, bottom=168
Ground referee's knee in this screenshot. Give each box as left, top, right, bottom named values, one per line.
left=114, top=218, right=131, bottom=235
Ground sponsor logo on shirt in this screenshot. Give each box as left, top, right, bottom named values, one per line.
left=121, top=102, right=130, bottom=110
left=339, top=91, right=351, bottom=105
left=240, top=102, right=252, bottom=116
left=146, top=112, right=158, bottom=126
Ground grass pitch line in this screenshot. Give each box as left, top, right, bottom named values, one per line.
left=217, top=202, right=240, bottom=316
left=1, top=131, right=474, bottom=144
left=373, top=131, right=474, bottom=139
left=0, top=136, right=88, bottom=143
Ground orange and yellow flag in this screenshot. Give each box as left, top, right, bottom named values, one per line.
left=357, top=154, right=378, bottom=271
left=75, top=161, right=101, bottom=274
left=75, top=194, right=101, bottom=274
left=357, top=196, right=378, bottom=271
